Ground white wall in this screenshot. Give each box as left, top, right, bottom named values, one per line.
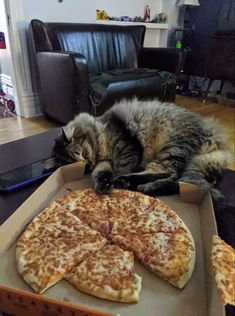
left=162, top=0, right=179, bottom=47
left=162, top=0, right=179, bottom=29
left=0, top=0, right=14, bottom=88
left=21, top=0, right=162, bottom=24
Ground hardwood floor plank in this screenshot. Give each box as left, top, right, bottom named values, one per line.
left=0, top=116, right=59, bottom=144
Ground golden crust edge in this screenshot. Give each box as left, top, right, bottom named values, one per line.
left=176, top=223, right=196, bottom=289
left=211, top=235, right=235, bottom=306
left=65, top=273, right=142, bottom=303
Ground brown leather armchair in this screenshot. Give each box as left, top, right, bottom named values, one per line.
left=29, top=19, right=185, bottom=124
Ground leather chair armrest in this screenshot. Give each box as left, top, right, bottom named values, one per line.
left=37, top=51, right=90, bottom=124
left=138, top=48, right=186, bottom=75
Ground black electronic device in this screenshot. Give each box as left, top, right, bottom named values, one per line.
left=0, top=158, right=60, bottom=192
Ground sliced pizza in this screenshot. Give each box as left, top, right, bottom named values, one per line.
left=111, top=230, right=195, bottom=289
left=110, top=208, right=189, bottom=236
left=16, top=187, right=196, bottom=297
left=65, top=244, right=142, bottom=303
left=110, top=232, right=145, bottom=258
left=137, top=232, right=195, bottom=289
left=107, top=189, right=154, bottom=223
left=57, top=188, right=110, bottom=236
left=108, top=190, right=189, bottom=236
left=16, top=203, right=107, bottom=294
left=211, top=235, right=235, bottom=306
left=107, top=190, right=196, bottom=288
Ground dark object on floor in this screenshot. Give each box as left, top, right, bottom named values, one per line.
left=0, top=102, right=14, bottom=119
left=214, top=169, right=235, bottom=249
left=226, top=305, right=235, bottom=316
left=0, top=89, right=15, bottom=113
left=216, top=95, right=235, bottom=107
left=203, top=34, right=235, bottom=103
left=226, top=92, right=235, bottom=100
left=29, top=19, right=186, bottom=124
left=214, top=170, right=235, bottom=316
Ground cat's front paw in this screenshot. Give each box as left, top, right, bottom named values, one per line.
left=94, top=170, right=114, bottom=195
left=137, top=183, right=155, bottom=195
left=137, top=180, right=179, bottom=196
left=113, top=175, right=131, bottom=190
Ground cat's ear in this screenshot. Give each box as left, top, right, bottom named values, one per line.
left=62, top=125, right=75, bottom=142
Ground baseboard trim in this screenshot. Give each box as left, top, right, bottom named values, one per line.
left=21, top=92, right=42, bottom=118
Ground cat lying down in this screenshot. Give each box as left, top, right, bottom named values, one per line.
left=54, top=98, right=232, bottom=199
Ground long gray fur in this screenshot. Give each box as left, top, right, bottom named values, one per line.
left=54, top=98, right=232, bottom=198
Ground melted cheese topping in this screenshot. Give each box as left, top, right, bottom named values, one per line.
left=65, top=245, right=141, bottom=302
left=16, top=203, right=107, bottom=294
left=57, top=188, right=110, bottom=235
left=212, top=235, right=235, bottom=306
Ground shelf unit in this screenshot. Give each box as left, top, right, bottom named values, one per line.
left=96, top=20, right=168, bottom=30
left=96, top=20, right=169, bottom=47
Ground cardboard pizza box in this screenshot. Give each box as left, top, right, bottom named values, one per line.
left=0, top=162, right=225, bottom=316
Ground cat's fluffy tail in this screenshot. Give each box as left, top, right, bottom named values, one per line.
left=179, top=149, right=233, bottom=201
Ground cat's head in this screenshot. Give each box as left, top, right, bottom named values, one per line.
left=53, top=113, right=97, bottom=172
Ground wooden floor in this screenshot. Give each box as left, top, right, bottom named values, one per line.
left=176, top=96, right=235, bottom=170
left=0, top=95, right=234, bottom=169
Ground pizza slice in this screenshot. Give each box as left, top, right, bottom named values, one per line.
left=111, top=230, right=195, bottom=289
left=65, top=245, right=142, bottom=303
left=57, top=188, right=110, bottom=236
left=16, top=203, right=107, bottom=294
left=137, top=232, right=196, bottom=289
left=110, top=232, right=145, bottom=259
left=107, top=189, right=153, bottom=223
left=211, top=235, right=235, bottom=306
left=108, top=190, right=189, bottom=236
left=110, top=209, right=189, bottom=236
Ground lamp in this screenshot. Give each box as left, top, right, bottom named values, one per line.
left=177, top=0, right=200, bottom=30
left=175, top=0, right=199, bottom=48
left=177, top=0, right=200, bottom=6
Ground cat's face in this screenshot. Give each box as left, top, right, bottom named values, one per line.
left=54, top=124, right=96, bottom=172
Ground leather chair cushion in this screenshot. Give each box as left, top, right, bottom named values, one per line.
left=89, top=68, right=163, bottom=115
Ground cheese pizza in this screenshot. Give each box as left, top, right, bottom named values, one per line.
left=57, top=188, right=110, bottom=236
left=65, top=244, right=142, bottom=303
left=16, top=202, right=107, bottom=294
left=16, top=188, right=196, bottom=300
left=211, top=235, right=235, bottom=306
left=111, top=231, right=195, bottom=289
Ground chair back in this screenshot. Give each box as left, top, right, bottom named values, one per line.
left=29, top=19, right=146, bottom=73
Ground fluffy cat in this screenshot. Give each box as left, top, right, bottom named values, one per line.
left=54, top=98, right=232, bottom=198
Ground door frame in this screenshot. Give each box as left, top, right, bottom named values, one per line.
left=2, top=0, right=23, bottom=116
left=3, top=0, right=39, bottom=118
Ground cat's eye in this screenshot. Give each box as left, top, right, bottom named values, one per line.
left=75, top=150, right=82, bottom=156
left=82, top=153, right=88, bottom=160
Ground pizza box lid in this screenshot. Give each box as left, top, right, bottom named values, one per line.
left=0, top=162, right=225, bottom=316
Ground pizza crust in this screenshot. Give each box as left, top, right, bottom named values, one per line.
left=66, top=273, right=141, bottom=303
left=177, top=237, right=196, bottom=289
left=65, top=245, right=141, bottom=303
left=173, top=221, right=196, bottom=289
left=212, top=235, right=235, bottom=306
